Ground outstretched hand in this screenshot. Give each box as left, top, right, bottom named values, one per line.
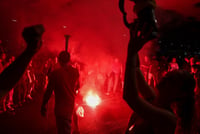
left=128, top=20, right=154, bottom=54
left=22, top=24, right=45, bottom=53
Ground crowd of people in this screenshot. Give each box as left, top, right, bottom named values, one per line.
left=0, top=50, right=44, bottom=113
left=0, top=49, right=67, bottom=113
left=140, top=55, right=200, bottom=94
left=139, top=55, right=200, bottom=130
left=123, top=20, right=200, bottom=133
left=0, top=0, right=199, bottom=133
left=1, top=37, right=198, bottom=133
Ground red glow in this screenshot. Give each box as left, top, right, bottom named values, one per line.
left=84, top=91, right=101, bottom=108
left=76, top=106, right=85, bottom=117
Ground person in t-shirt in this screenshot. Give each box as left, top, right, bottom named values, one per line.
left=41, top=51, right=80, bottom=134
left=148, top=56, right=159, bottom=88
left=107, top=58, right=123, bottom=95
left=168, top=57, right=179, bottom=72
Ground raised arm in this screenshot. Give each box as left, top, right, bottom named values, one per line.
left=0, top=24, right=44, bottom=98
left=41, top=83, right=54, bottom=108
left=136, top=66, right=156, bottom=101
left=123, top=21, right=176, bottom=125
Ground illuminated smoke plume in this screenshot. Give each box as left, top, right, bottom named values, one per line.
left=0, top=1, right=199, bottom=95
left=0, top=0, right=199, bottom=57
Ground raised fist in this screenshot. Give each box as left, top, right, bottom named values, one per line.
left=22, top=24, right=45, bottom=52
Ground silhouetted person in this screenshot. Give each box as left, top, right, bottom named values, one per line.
left=41, top=51, right=80, bottom=134
left=183, top=57, right=191, bottom=72
left=26, top=60, right=36, bottom=100
left=124, top=22, right=196, bottom=133
left=107, top=58, right=123, bottom=95
left=0, top=24, right=44, bottom=98
left=148, top=56, right=159, bottom=88
left=168, top=57, right=179, bottom=72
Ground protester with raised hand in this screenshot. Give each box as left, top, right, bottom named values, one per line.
left=124, top=21, right=196, bottom=134
left=0, top=24, right=44, bottom=98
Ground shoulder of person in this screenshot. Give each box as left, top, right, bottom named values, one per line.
left=49, top=69, right=59, bottom=78
left=66, top=65, right=79, bottom=74
left=152, top=107, right=177, bottom=127
left=70, top=65, right=79, bottom=71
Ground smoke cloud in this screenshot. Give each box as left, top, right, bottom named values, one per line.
left=0, top=0, right=199, bottom=65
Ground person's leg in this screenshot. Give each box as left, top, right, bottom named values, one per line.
left=6, top=88, right=14, bottom=111
left=113, top=74, right=119, bottom=94
left=148, top=73, right=153, bottom=85
left=56, top=116, right=72, bottom=134
left=106, top=74, right=114, bottom=95
left=153, top=75, right=156, bottom=88
left=0, top=97, right=5, bottom=113
left=2, top=95, right=7, bottom=112
left=72, top=112, right=80, bottom=134
left=26, top=83, right=33, bottom=100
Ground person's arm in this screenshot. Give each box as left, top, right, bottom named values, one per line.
left=74, top=69, right=81, bottom=94
left=0, top=24, right=44, bottom=98
left=0, top=50, right=36, bottom=98
left=41, top=74, right=54, bottom=117
left=123, top=21, right=176, bottom=125
left=136, top=68, right=156, bottom=101
left=41, top=85, right=53, bottom=107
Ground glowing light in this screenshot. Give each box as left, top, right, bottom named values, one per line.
left=128, top=124, right=135, bottom=131
left=85, top=91, right=101, bottom=108
left=63, top=25, right=67, bottom=29
left=11, top=19, right=17, bottom=22
left=76, top=106, right=84, bottom=117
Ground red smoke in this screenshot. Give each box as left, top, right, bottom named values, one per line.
left=0, top=0, right=199, bottom=64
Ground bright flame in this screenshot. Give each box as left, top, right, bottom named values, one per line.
left=85, top=91, right=101, bottom=108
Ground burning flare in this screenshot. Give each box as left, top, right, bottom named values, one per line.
left=84, top=90, right=101, bottom=108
